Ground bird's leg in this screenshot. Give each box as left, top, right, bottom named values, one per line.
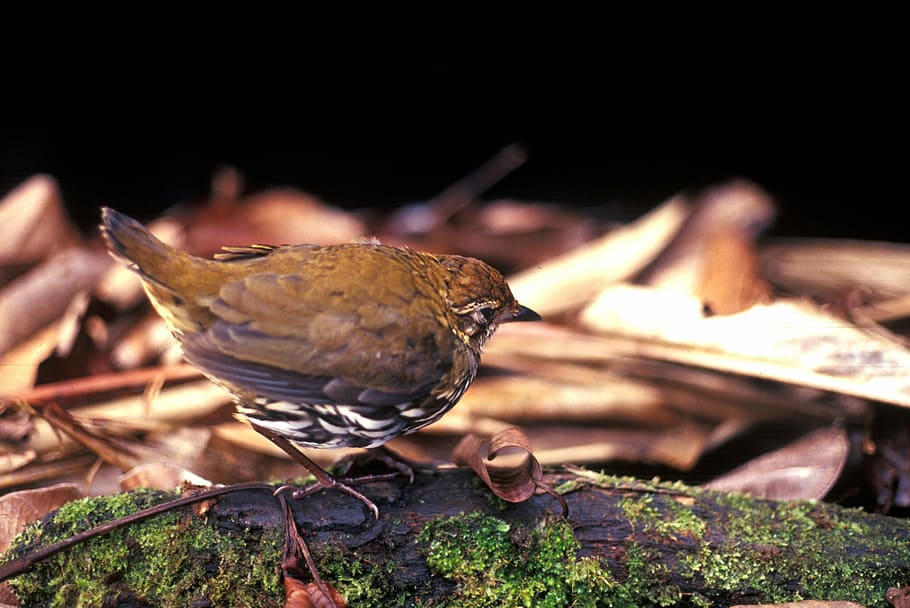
left=253, top=423, right=381, bottom=520
left=276, top=491, right=342, bottom=608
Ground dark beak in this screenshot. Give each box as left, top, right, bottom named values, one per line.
left=508, top=304, right=541, bottom=322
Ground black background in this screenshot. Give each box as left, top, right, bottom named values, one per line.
left=1, top=7, right=906, bottom=240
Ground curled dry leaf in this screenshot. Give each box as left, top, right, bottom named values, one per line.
left=453, top=427, right=567, bottom=515
left=283, top=578, right=346, bottom=608
left=0, top=482, right=83, bottom=553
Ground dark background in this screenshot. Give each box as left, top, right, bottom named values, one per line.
left=1, top=7, right=905, bottom=240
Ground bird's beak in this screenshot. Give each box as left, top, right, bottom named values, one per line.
left=508, top=304, right=541, bottom=322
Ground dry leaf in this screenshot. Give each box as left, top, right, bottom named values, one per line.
left=283, top=578, right=346, bottom=608
left=698, top=228, right=772, bottom=315
left=0, top=175, right=80, bottom=272
left=0, top=323, right=64, bottom=396
left=30, top=402, right=142, bottom=470
left=639, top=179, right=776, bottom=294
left=856, top=293, right=910, bottom=323
left=453, top=427, right=566, bottom=514
left=109, top=314, right=178, bottom=369
left=507, top=195, right=691, bottom=316
left=183, top=189, right=365, bottom=257
left=453, top=373, right=675, bottom=425
left=119, top=462, right=212, bottom=491
left=0, top=248, right=110, bottom=355
left=581, top=289, right=910, bottom=408
left=420, top=200, right=602, bottom=272
left=0, top=483, right=82, bottom=553
left=0, top=583, right=18, bottom=606
left=704, top=426, right=849, bottom=500
left=763, top=238, right=910, bottom=302
left=887, top=585, right=910, bottom=608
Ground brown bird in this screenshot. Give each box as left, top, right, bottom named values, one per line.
left=100, top=207, right=539, bottom=517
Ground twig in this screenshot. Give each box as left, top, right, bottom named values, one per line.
left=0, top=364, right=202, bottom=408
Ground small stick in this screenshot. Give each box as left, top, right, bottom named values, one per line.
left=0, top=364, right=202, bottom=409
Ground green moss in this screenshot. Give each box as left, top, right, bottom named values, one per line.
left=612, top=479, right=907, bottom=607
left=4, top=489, right=284, bottom=608
left=4, top=474, right=908, bottom=607
left=2, top=488, right=416, bottom=607
left=315, top=545, right=406, bottom=606
left=420, top=512, right=632, bottom=607
left=683, top=495, right=902, bottom=606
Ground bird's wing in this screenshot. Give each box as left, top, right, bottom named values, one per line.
left=182, top=328, right=438, bottom=407
left=180, top=271, right=454, bottom=406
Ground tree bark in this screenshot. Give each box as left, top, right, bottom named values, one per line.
left=4, top=468, right=910, bottom=607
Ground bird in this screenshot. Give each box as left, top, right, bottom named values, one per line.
left=100, top=207, right=540, bottom=518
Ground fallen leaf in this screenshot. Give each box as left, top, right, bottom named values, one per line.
left=453, top=427, right=567, bottom=514
left=0, top=248, right=110, bottom=355
left=119, top=462, right=212, bottom=491
left=0, top=175, right=81, bottom=273
left=762, top=238, right=910, bottom=302
left=0, top=483, right=82, bottom=553
left=506, top=195, right=691, bottom=316
left=698, top=228, right=772, bottom=315
left=704, top=426, right=849, bottom=500
left=639, top=179, right=776, bottom=294
left=581, top=289, right=910, bottom=408
left=284, top=577, right=346, bottom=608
left=887, top=585, right=910, bottom=608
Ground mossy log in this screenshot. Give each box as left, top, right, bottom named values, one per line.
left=3, top=468, right=910, bottom=607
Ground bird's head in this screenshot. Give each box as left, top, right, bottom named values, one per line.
left=438, top=255, right=540, bottom=352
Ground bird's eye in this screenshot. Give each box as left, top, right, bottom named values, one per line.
left=471, top=306, right=496, bottom=326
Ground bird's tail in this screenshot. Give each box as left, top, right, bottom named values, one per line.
left=101, top=207, right=215, bottom=335
left=100, top=207, right=187, bottom=289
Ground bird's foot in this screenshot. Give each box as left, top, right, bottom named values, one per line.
left=331, top=445, right=421, bottom=484
left=275, top=474, right=381, bottom=521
